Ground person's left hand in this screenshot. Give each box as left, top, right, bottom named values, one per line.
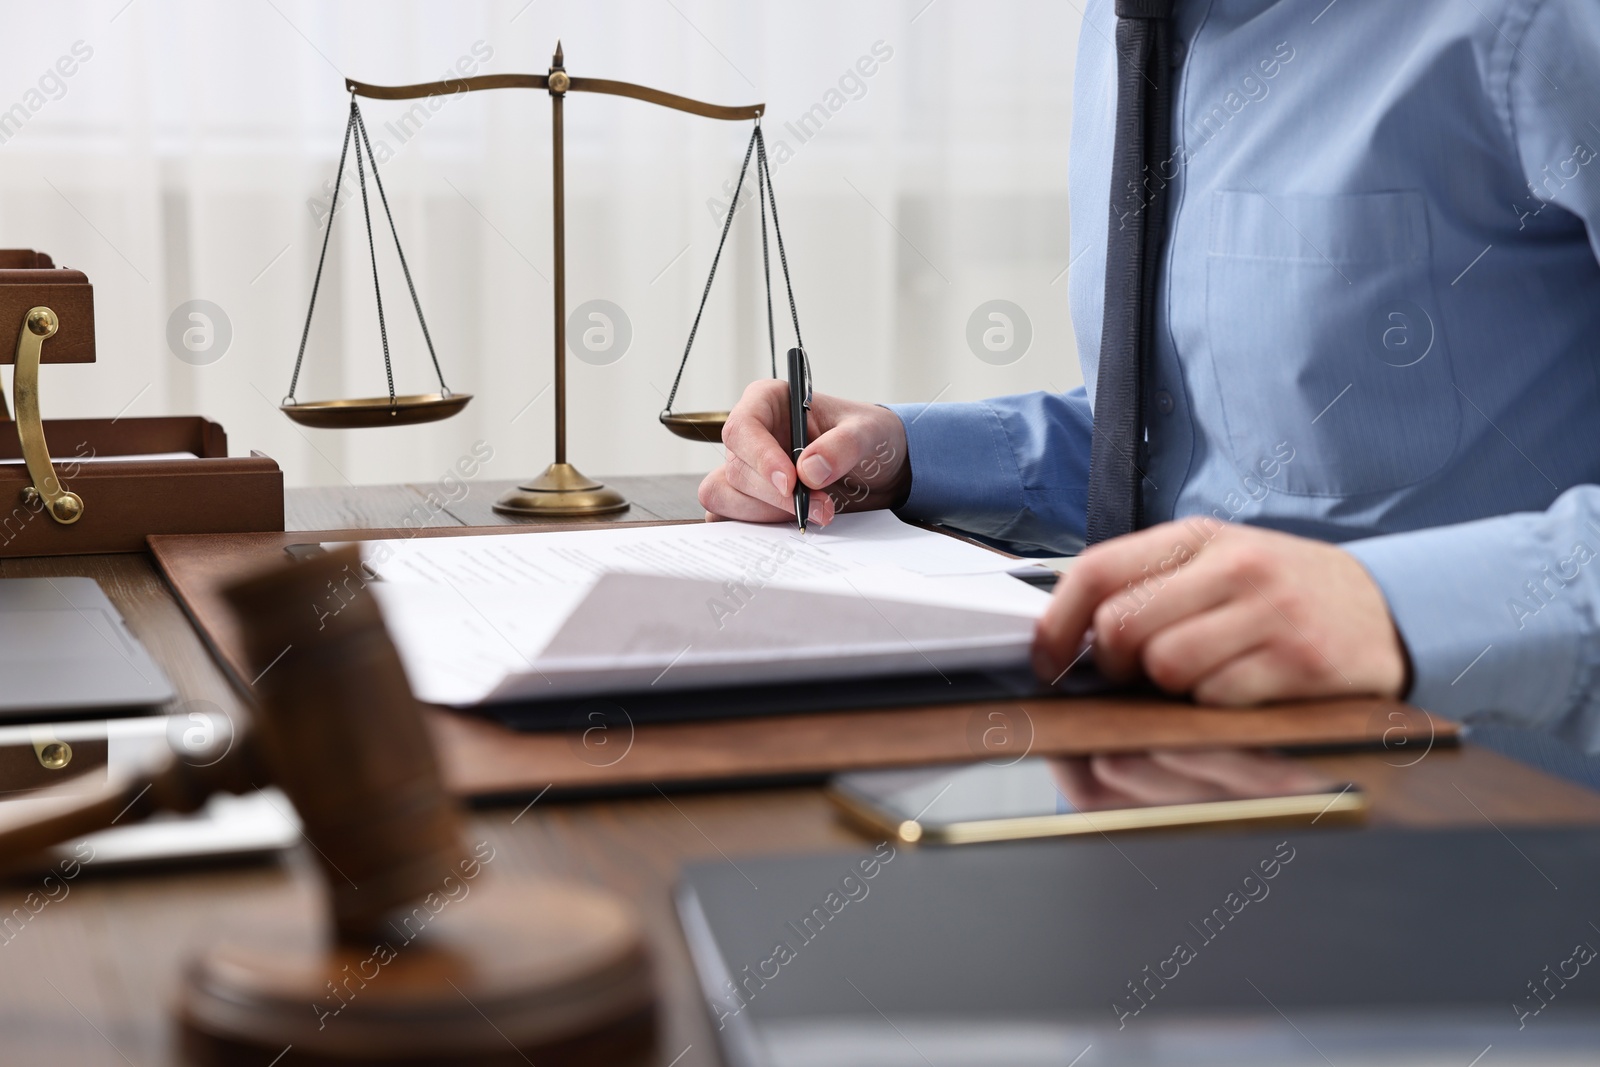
left=1032, top=518, right=1409, bottom=705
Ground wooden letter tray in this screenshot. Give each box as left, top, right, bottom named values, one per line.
left=0, top=251, right=283, bottom=556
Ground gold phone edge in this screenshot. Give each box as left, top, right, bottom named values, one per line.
left=826, top=783, right=1368, bottom=846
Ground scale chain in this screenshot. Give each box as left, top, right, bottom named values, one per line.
left=757, top=129, right=776, bottom=381
left=662, top=127, right=757, bottom=418
left=755, top=128, right=803, bottom=354
left=662, top=121, right=805, bottom=419
left=287, top=96, right=451, bottom=408
left=353, top=105, right=451, bottom=398
left=286, top=101, right=357, bottom=403
left=350, top=102, right=395, bottom=404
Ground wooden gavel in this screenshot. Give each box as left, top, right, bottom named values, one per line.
left=0, top=547, right=655, bottom=1065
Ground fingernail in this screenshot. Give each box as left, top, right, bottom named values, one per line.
left=771, top=470, right=788, bottom=493
left=798, top=454, right=832, bottom=486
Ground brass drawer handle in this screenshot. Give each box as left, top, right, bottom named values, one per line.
left=10, top=307, right=84, bottom=525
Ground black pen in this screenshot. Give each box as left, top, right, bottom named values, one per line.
left=787, top=346, right=811, bottom=533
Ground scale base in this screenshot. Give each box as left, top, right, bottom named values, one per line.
left=178, top=877, right=655, bottom=1066
left=493, top=462, right=628, bottom=517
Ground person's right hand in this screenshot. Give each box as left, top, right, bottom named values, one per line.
left=698, top=379, right=911, bottom=527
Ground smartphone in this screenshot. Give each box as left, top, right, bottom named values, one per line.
left=829, top=751, right=1366, bottom=845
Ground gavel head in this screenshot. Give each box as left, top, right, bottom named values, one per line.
left=221, top=545, right=466, bottom=943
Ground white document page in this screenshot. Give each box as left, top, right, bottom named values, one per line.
left=491, top=572, right=1039, bottom=702
left=341, top=511, right=1055, bottom=707
left=363, top=510, right=1033, bottom=587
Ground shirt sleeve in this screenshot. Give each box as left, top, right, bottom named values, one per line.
left=1344, top=0, right=1600, bottom=750
left=1344, top=489, right=1600, bottom=749
left=885, top=387, right=1093, bottom=556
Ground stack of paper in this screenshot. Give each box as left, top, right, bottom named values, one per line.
left=344, top=512, right=1054, bottom=708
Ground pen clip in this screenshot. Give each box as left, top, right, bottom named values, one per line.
left=798, top=348, right=812, bottom=410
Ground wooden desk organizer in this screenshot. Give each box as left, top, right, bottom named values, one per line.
left=0, top=251, right=283, bottom=556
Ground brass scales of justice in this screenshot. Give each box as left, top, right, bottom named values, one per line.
left=283, top=42, right=808, bottom=516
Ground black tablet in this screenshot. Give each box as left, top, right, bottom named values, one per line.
left=678, top=826, right=1600, bottom=1066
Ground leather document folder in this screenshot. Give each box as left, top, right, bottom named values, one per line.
left=151, top=521, right=1455, bottom=799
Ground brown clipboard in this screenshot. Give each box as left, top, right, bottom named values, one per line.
left=148, top=522, right=1456, bottom=799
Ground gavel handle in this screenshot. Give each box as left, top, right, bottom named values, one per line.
left=0, top=771, right=161, bottom=871
left=0, top=743, right=261, bottom=875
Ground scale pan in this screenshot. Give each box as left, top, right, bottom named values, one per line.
left=659, top=411, right=728, bottom=443
left=280, top=393, right=472, bottom=429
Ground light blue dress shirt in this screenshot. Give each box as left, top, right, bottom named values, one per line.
left=888, top=0, right=1600, bottom=748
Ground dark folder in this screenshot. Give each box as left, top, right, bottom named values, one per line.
left=481, top=667, right=1111, bottom=732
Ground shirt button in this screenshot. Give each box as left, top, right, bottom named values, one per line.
left=1155, top=390, right=1175, bottom=415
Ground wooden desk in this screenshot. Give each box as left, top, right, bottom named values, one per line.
left=1, top=474, right=1598, bottom=1067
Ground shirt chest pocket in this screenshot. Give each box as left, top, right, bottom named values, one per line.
left=1204, top=189, right=1458, bottom=497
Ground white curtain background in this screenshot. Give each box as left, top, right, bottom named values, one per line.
left=0, top=0, right=1081, bottom=490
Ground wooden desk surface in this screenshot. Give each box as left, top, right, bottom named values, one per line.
left=1, top=474, right=1598, bottom=1067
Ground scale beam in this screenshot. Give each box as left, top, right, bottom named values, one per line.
left=345, top=74, right=763, bottom=123
left=345, top=73, right=549, bottom=98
